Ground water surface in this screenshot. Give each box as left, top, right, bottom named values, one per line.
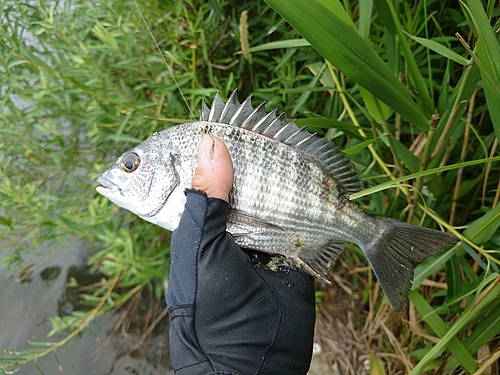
left=0, top=240, right=172, bottom=375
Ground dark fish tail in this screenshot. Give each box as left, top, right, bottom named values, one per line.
left=364, top=217, right=459, bottom=311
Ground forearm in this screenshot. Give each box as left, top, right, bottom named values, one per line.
left=167, top=190, right=316, bottom=375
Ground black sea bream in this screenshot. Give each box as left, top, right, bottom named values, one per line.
left=96, top=91, right=459, bottom=311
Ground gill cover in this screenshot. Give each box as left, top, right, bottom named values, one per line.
left=101, top=133, right=180, bottom=218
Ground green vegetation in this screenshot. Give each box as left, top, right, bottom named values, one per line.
left=1, top=0, right=499, bottom=373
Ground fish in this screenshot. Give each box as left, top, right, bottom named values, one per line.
left=96, top=91, right=459, bottom=311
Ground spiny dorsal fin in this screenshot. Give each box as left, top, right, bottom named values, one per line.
left=199, top=90, right=364, bottom=194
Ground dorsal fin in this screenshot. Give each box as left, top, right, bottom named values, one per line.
left=199, top=90, right=364, bottom=194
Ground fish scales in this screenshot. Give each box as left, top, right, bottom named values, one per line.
left=97, top=91, right=459, bottom=311
left=168, top=121, right=343, bottom=255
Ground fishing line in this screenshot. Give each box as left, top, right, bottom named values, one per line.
left=132, top=0, right=196, bottom=120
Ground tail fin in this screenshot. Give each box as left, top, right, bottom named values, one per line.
left=364, top=217, right=459, bottom=311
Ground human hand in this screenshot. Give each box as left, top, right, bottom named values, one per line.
left=166, top=135, right=316, bottom=375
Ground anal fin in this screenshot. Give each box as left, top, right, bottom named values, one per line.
left=227, top=208, right=346, bottom=282
left=290, top=256, right=331, bottom=283
left=298, top=240, right=346, bottom=280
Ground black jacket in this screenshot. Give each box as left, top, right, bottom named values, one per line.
left=167, top=190, right=315, bottom=374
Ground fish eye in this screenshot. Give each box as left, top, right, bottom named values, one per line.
left=120, top=153, right=140, bottom=173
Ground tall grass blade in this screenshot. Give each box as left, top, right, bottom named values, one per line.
left=404, top=32, right=470, bottom=66
left=265, top=0, right=431, bottom=130
left=374, top=0, right=434, bottom=115
left=445, top=303, right=500, bottom=372
left=242, top=39, right=311, bottom=53
left=350, top=156, right=500, bottom=200
left=359, top=86, right=392, bottom=123
left=370, top=353, right=387, bottom=375
left=358, top=0, right=374, bottom=40
left=409, top=275, right=500, bottom=374
left=409, top=291, right=478, bottom=373
left=462, top=203, right=500, bottom=245
left=461, top=0, right=500, bottom=140
left=412, top=247, right=458, bottom=290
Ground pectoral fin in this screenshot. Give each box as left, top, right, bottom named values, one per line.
left=227, top=209, right=284, bottom=239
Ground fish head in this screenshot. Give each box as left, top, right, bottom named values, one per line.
left=96, top=132, right=184, bottom=229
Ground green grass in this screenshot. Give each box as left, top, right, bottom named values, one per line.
left=0, top=0, right=499, bottom=373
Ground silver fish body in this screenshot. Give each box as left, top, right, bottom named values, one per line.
left=97, top=91, right=459, bottom=311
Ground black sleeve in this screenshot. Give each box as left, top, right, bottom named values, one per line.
left=167, top=189, right=316, bottom=375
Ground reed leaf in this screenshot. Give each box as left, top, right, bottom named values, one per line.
left=461, top=0, right=500, bottom=140
left=265, top=0, right=431, bottom=130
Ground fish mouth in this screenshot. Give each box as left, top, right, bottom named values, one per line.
left=96, top=176, right=119, bottom=194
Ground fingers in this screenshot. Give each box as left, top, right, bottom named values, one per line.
left=191, top=134, right=234, bottom=202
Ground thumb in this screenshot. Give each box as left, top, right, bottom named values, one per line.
left=191, top=134, right=234, bottom=202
